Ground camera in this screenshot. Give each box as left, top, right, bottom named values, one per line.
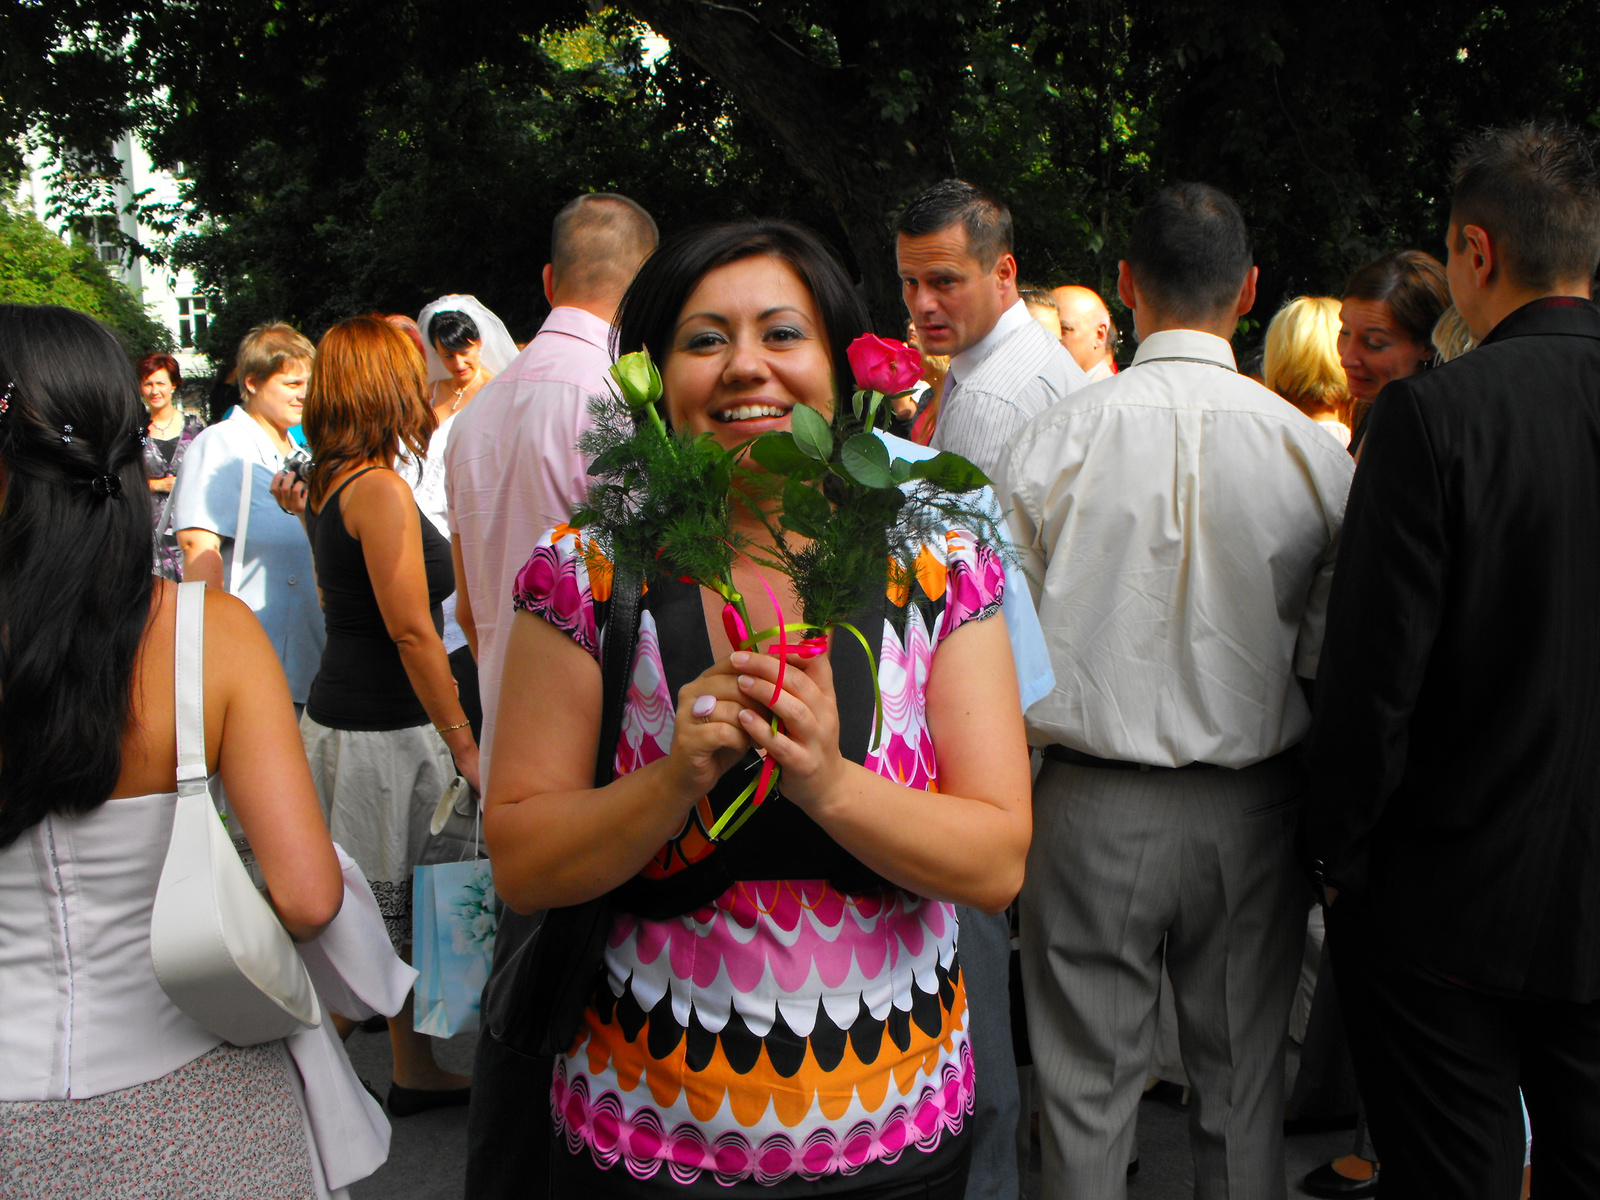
left=284, top=449, right=312, bottom=486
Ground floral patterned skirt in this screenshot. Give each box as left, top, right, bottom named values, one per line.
left=0, top=1042, right=317, bottom=1199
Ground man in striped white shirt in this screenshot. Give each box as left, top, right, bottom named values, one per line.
left=897, top=180, right=1087, bottom=483
left=895, top=180, right=1085, bottom=1200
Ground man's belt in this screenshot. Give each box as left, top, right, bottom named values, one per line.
left=1042, top=744, right=1220, bottom=772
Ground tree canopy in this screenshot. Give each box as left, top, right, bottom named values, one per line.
left=6, top=0, right=1600, bottom=352
left=0, top=204, right=175, bottom=354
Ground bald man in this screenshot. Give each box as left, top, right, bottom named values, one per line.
left=1052, top=285, right=1117, bottom=381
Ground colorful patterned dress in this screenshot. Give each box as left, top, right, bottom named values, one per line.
left=512, top=523, right=1008, bottom=1195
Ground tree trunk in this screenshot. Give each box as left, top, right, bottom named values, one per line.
left=624, top=0, right=949, bottom=332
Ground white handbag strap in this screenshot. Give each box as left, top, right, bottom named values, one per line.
left=229, top=446, right=253, bottom=596
left=174, top=581, right=209, bottom=797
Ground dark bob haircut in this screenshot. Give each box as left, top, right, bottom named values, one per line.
left=427, top=310, right=481, bottom=353
left=1126, top=182, right=1253, bottom=322
left=612, top=220, right=870, bottom=401
left=1343, top=250, right=1450, bottom=348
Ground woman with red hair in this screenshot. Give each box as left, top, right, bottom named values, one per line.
left=137, top=352, right=202, bottom=577
left=294, top=315, right=480, bottom=1117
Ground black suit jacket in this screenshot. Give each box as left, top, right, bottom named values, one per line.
left=1306, top=297, right=1600, bottom=1002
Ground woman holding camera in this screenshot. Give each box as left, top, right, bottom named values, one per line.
left=169, top=322, right=325, bottom=709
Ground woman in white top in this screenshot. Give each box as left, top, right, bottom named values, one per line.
left=0, top=304, right=344, bottom=1196
left=170, top=321, right=327, bottom=707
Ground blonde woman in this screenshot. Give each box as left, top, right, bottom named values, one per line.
left=1263, top=296, right=1352, bottom=448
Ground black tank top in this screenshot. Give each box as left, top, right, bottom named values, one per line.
left=304, top=467, right=453, bottom=731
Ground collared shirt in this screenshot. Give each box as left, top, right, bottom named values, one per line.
left=1083, top=357, right=1116, bottom=383
left=998, top=328, right=1354, bottom=768
left=445, top=306, right=614, bottom=770
left=167, top=406, right=326, bottom=701
left=931, top=299, right=1087, bottom=482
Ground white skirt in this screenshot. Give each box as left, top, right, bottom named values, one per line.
left=300, top=715, right=454, bottom=949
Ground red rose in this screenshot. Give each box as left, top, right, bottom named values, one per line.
left=847, top=333, right=923, bottom=395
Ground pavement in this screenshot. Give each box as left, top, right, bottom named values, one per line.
left=344, top=1027, right=1356, bottom=1199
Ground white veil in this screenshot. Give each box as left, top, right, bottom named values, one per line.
left=416, top=294, right=521, bottom=384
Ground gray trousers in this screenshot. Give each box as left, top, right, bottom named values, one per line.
left=959, top=905, right=1021, bottom=1200
left=1020, top=755, right=1307, bottom=1200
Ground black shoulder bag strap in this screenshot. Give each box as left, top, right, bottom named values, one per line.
left=467, top=566, right=642, bottom=1200
left=481, top=565, right=642, bottom=1060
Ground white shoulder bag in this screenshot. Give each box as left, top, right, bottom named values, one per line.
left=150, top=581, right=322, bottom=1045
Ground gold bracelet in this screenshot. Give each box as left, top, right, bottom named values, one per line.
left=435, top=720, right=470, bottom=734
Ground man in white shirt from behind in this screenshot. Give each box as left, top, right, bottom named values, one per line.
left=999, top=183, right=1354, bottom=1200
left=446, top=192, right=657, bottom=779
left=895, top=179, right=1085, bottom=1200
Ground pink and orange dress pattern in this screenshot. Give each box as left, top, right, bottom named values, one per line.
left=512, top=523, right=1006, bottom=1191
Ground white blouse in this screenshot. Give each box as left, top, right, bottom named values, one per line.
left=0, top=791, right=418, bottom=1194
left=0, top=792, right=217, bottom=1100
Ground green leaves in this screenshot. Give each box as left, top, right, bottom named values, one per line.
left=780, top=477, right=832, bottom=538
left=841, top=433, right=894, bottom=488
left=749, top=432, right=823, bottom=479
left=906, top=452, right=991, bottom=492
left=789, top=403, right=833, bottom=461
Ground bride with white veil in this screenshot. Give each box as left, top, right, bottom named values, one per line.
left=400, top=294, right=523, bottom=738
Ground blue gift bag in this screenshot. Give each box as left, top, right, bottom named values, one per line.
left=412, top=857, right=497, bottom=1037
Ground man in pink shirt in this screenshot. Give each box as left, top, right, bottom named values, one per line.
left=446, top=192, right=657, bottom=776
left=457, top=192, right=656, bottom=1200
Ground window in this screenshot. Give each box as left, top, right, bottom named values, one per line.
left=91, top=215, right=121, bottom=265
left=178, top=296, right=211, bottom=348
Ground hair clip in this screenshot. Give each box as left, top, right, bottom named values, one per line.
left=0, top=381, right=12, bottom=421
left=90, top=473, right=122, bottom=499
left=62, top=424, right=74, bottom=444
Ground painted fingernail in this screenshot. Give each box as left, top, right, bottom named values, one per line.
left=692, top=694, right=716, bottom=717
left=738, top=675, right=755, bottom=690
left=730, top=651, right=750, bottom=668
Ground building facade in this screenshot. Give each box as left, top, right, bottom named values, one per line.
left=18, top=132, right=212, bottom=376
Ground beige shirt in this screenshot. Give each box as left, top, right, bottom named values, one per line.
left=998, top=329, right=1354, bottom=768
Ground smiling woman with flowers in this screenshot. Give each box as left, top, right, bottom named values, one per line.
left=484, top=221, right=1033, bottom=1199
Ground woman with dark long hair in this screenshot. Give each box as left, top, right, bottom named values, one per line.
left=485, top=222, right=1032, bottom=1198
left=295, top=314, right=481, bottom=1117
left=0, top=305, right=343, bottom=1192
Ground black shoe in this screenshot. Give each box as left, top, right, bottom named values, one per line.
left=1284, top=1111, right=1359, bottom=1136
left=1126, top=1158, right=1139, bottom=1178
left=387, top=1082, right=472, bottom=1118
left=1302, top=1159, right=1378, bottom=1198
left=359, top=1014, right=388, bottom=1033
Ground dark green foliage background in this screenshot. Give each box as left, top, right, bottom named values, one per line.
left=7, top=0, right=1600, bottom=357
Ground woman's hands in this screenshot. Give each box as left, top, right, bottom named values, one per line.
left=729, top=647, right=847, bottom=811
left=148, top=475, right=176, bottom=494
left=664, top=658, right=761, bottom=803
left=270, top=469, right=308, bottom=515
